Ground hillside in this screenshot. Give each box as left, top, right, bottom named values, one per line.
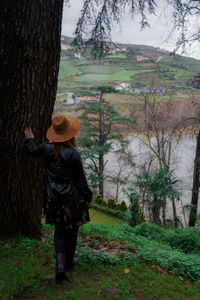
left=58, top=35, right=200, bottom=92
left=56, top=35, right=200, bottom=127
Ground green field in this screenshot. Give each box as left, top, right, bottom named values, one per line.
left=56, top=42, right=200, bottom=103
left=58, top=61, right=82, bottom=79
left=57, top=59, right=197, bottom=87
left=105, top=54, right=127, bottom=59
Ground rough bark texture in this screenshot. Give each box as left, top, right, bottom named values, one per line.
left=0, top=0, right=64, bottom=237
left=189, top=129, right=200, bottom=227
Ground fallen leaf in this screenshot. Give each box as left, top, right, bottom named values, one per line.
left=108, top=250, right=119, bottom=256
left=179, top=275, right=184, bottom=281
left=85, top=235, right=92, bottom=241
left=151, top=265, right=168, bottom=274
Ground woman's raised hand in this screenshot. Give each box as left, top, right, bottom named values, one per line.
left=88, top=201, right=94, bottom=209
left=24, top=127, right=34, bottom=139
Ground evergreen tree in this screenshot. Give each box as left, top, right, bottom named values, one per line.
left=77, top=86, right=129, bottom=197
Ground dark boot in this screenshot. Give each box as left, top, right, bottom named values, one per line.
left=55, top=253, right=67, bottom=282
left=65, top=257, right=78, bottom=272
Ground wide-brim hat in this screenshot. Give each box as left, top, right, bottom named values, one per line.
left=46, top=115, right=80, bottom=142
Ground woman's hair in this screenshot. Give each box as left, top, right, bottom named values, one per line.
left=53, top=137, right=78, bottom=158
left=65, top=137, right=78, bottom=148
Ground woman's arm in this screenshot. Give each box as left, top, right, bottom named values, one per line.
left=24, top=127, right=44, bottom=157
left=70, top=149, right=93, bottom=203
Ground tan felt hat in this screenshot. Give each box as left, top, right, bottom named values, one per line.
left=46, top=115, right=80, bottom=142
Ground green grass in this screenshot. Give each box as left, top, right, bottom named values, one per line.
left=75, top=69, right=156, bottom=82
left=1, top=214, right=200, bottom=299
left=58, top=61, right=82, bottom=79
left=105, top=54, right=127, bottom=59
left=90, top=208, right=126, bottom=225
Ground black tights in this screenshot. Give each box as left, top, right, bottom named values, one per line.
left=54, top=226, right=79, bottom=263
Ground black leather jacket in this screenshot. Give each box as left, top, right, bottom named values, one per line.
left=25, top=139, right=92, bottom=205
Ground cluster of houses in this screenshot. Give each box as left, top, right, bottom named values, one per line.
left=59, top=82, right=167, bottom=106
left=107, top=48, right=128, bottom=55
left=136, top=55, right=149, bottom=62
left=134, top=86, right=166, bottom=94
left=61, top=41, right=150, bottom=63
left=114, top=82, right=132, bottom=91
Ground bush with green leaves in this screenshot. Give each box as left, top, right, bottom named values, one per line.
left=95, top=194, right=103, bottom=205
left=93, top=204, right=127, bottom=220
left=77, top=246, right=119, bottom=265
left=133, top=222, right=166, bottom=240
left=107, top=198, right=117, bottom=209
left=164, top=227, right=200, bottom=254
left=127, top=166, right=180, bottom=227
left=120, top=200, right=128, bottom=211
left=80, top=222, right=200, bottom=283
left=133, top=222, right=200, bottom=255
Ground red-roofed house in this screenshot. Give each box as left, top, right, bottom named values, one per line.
left=114, top=82, right=131, bottom=91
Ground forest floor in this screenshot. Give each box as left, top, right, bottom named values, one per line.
left=1, top=210, right=200, bottom=300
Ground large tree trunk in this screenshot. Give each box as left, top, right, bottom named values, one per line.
left=0, top=0, right=64, bottom=238
left=189, top=129, right=200, bottom=227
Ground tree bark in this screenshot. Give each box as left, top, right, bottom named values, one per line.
left=172, top=197, right=178, bottom=228
left=0, top=0, right=64, bottom=237
left=98, top=153, right=104, bottom=197
left=98, top=91, right=104, bottom=197
left=189, top=129, right=200, bottom=227
left=152, top=197, right=161, bottom=226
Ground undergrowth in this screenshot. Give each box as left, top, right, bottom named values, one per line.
left=80, top=222, right=200, bottom=283
left=1, top=215, right=200, bottom=299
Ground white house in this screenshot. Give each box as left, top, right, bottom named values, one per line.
left=61, top=43, right=72, bottom=50
left=114, top=82, right=131, bottom=91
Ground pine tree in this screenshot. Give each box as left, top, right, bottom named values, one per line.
left=77, top=86, right=129, bottom=198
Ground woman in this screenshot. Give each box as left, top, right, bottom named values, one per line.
left=24, top=115, right=93, bottom=282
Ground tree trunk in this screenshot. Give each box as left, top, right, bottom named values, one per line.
left=152, top=197, right=161, bottom=226
left=172, top=197, right=178, bottom=228
left=98, top=91, right=104, bottom=197
left=162, top=199, right=166, bottom=228
left=0, top=0, right=64, bottom=238
left=98, top=153, right=104, bottom=197
left=189, top=129, right=200, bottom=227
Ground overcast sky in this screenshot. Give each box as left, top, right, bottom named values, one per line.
left=62, top=1, right=199, bottom=59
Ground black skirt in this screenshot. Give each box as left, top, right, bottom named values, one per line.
left=44, top=197, right=90, bottom=230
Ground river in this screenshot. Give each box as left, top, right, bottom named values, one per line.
left=104, top=134, right=197, bottom=225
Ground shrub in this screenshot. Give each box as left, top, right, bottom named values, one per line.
left=133, top=223, right=200, bottom=255
left=107, top=198, right=117, bottom=209
left=133, top=222, right=166, bottom=241
left=120, top=200, right=128, bottom=211
left=116, top=203, right=122, bottom=210
left=164, top=227, right=200, bottom=254
left=102, top=200, right=107, bottom=207
left=95, top=194, right=103, bottom=205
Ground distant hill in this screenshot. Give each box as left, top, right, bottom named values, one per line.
left=61, top=35, right=74, bottom=44
left=60, top=35, right=200, bottom=71
left=58, top=35, right=200, bottom=97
